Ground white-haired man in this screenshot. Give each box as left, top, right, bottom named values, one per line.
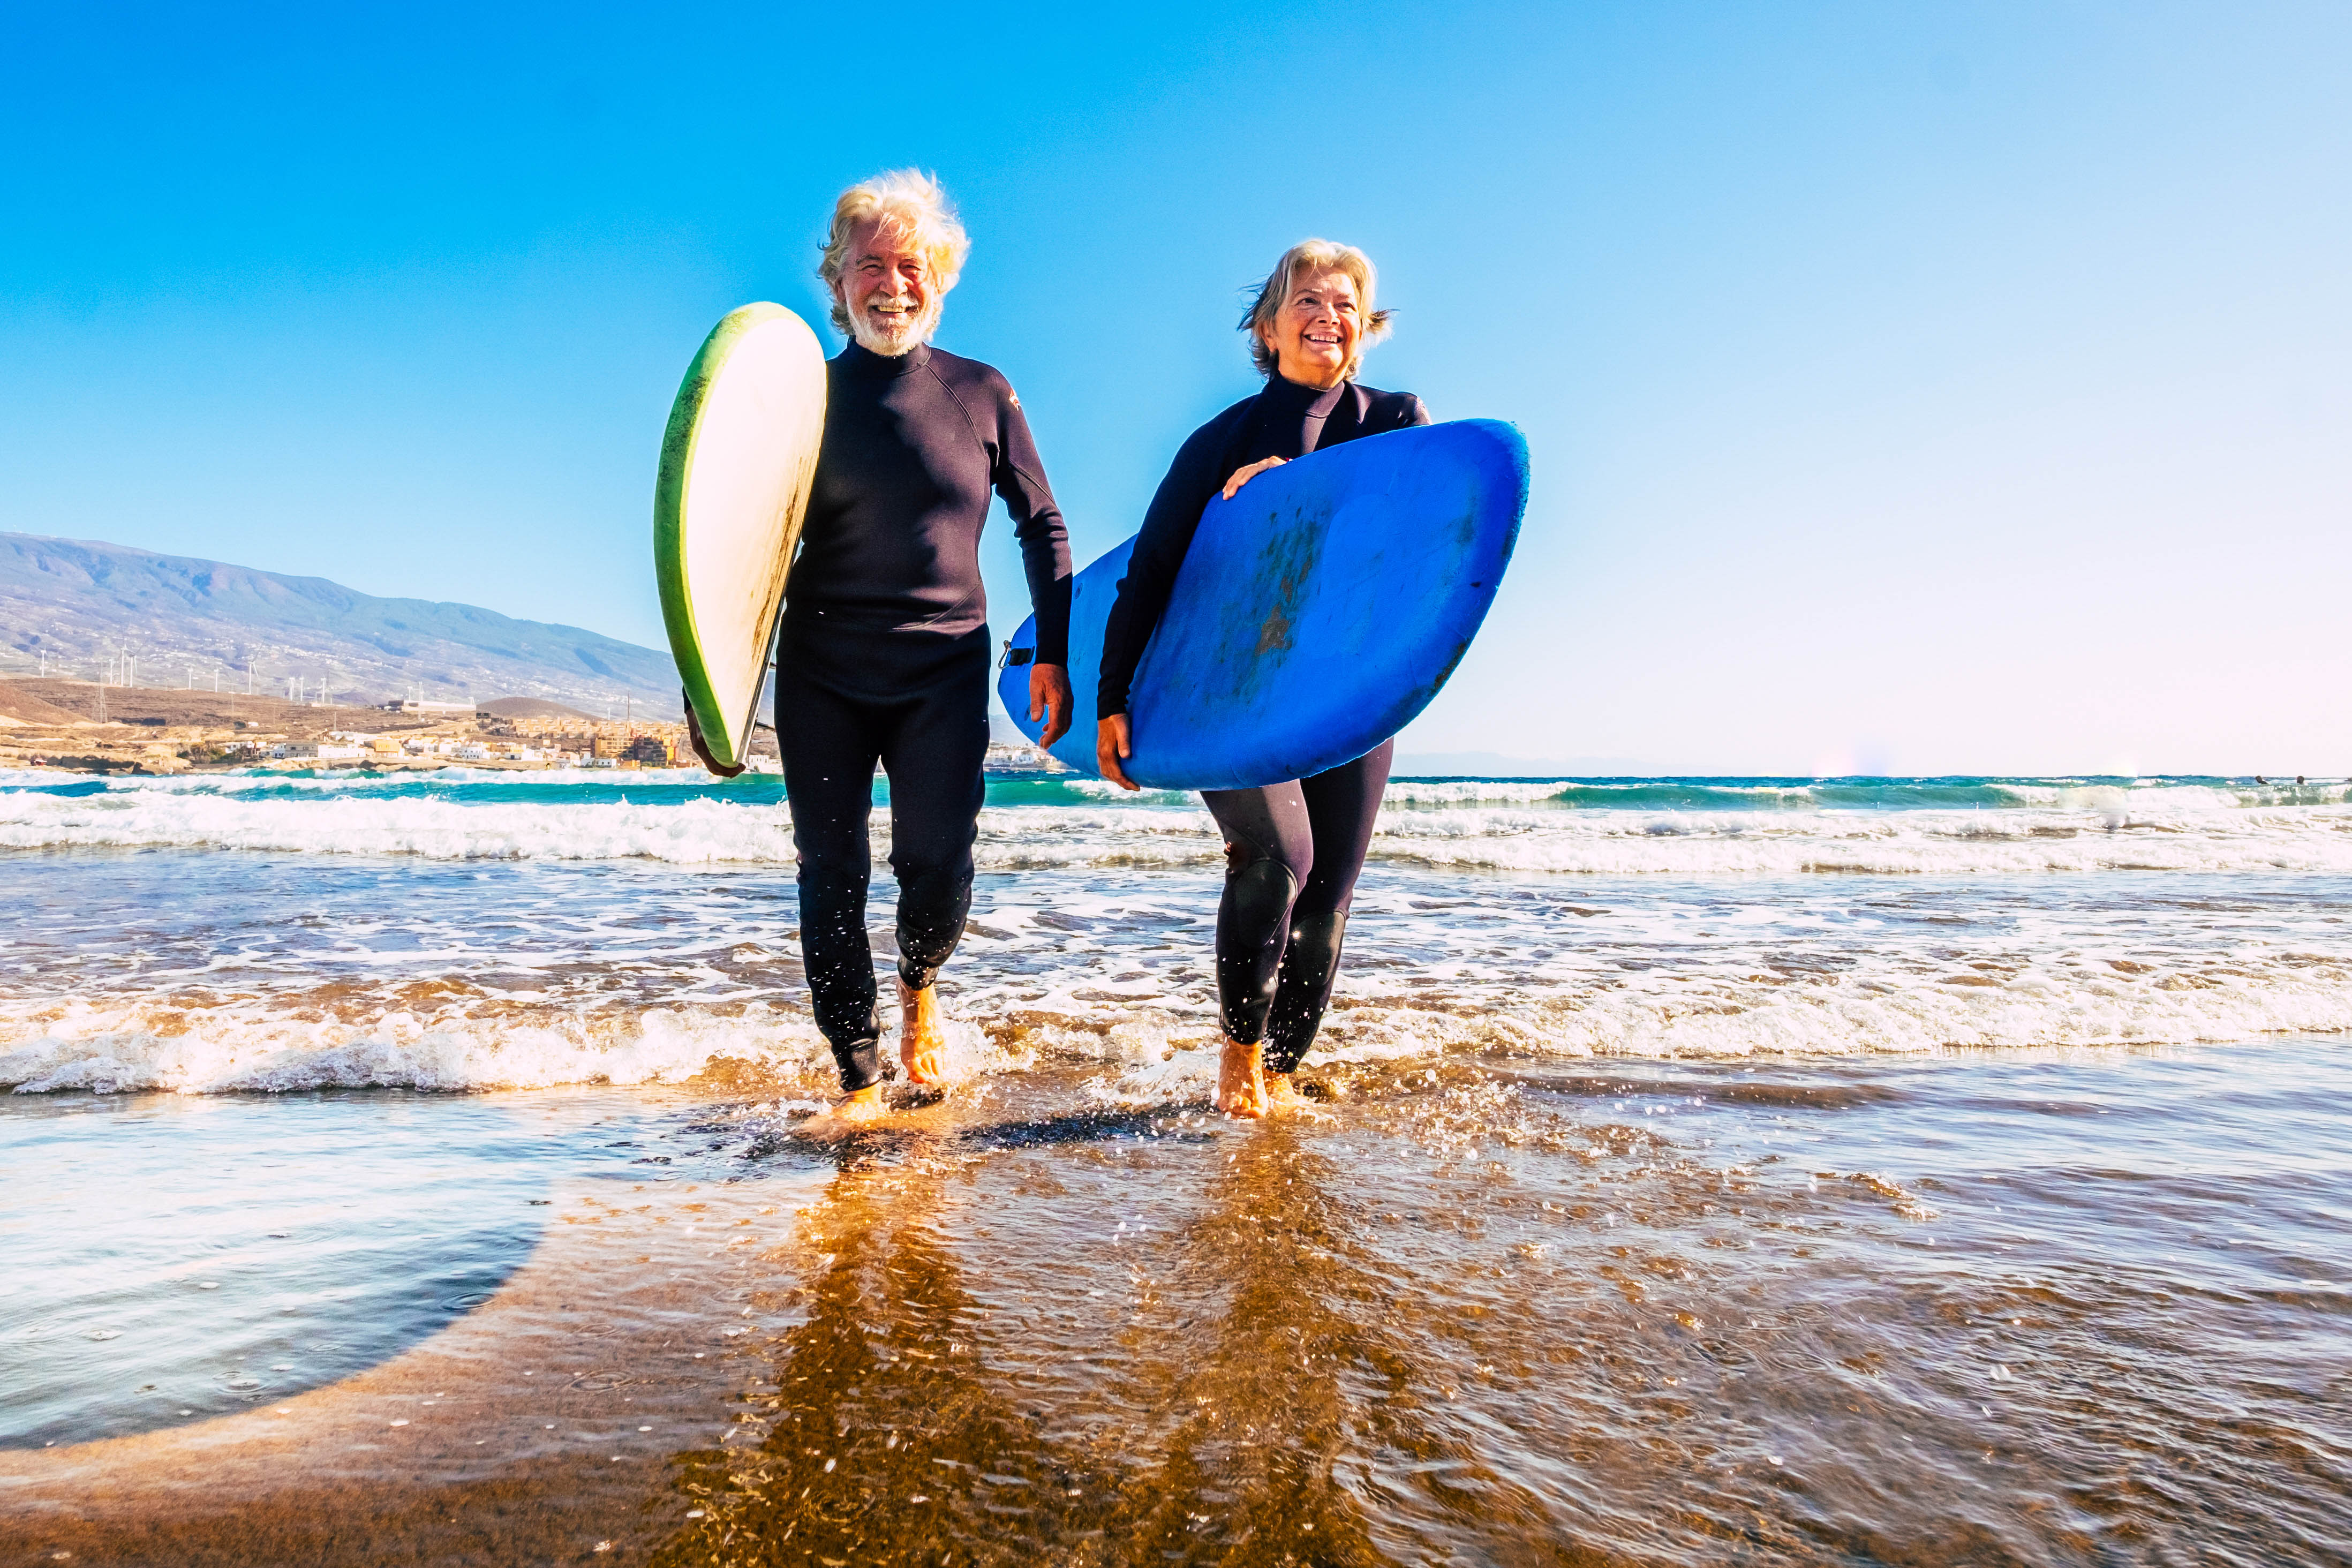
left=752, top=170, right=1073, bottom=1122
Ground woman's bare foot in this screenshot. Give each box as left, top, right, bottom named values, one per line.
left=824, top=1085, right=891, bottom=1127
left=1217, top=1037, right=1269, bottom=1118
left=1262, top=1072, right=1320, bottom=1116
left=898, top=978, right=948, bottom=1085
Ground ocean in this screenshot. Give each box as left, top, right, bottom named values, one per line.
left=3, top=767, right=2348, bottom=1564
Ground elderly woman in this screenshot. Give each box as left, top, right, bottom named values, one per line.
left=1094, top=239, right=1429, bottom=1117
left=764, top=170, right=1075, bottom=1123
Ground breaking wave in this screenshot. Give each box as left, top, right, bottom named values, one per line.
left=3, top=768, right=2349, bottom=875
left=7, top=948, right=2349, bottom=1098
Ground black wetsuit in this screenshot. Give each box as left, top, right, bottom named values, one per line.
left=781, top=341, right=1072, bottom=1092
left=1098, top=374, right=1429, bottom=1071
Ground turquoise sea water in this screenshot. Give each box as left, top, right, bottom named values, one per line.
left=6, top=766, right=2345, bottom=813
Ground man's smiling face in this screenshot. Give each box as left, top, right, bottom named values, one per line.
left=836, top=218, right=936, bottom=356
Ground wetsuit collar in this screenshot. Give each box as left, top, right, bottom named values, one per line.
left=1259, top=372, right=1353, bottom=454
left=1261, top=371, right=1350, bottom=414
left=840, top=341, right=932, bottom=378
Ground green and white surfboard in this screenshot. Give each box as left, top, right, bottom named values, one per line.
left=654, top=303, right=828, bottom=772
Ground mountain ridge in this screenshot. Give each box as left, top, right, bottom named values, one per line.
left=0, top=531, right=679, bottom=715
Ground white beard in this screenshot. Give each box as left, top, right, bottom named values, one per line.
left=847, top=293, right=940, bottom=357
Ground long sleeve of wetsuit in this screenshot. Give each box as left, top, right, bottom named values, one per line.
left=1096, top=380, right=1430, bottom=719
left=986, top=392, right=1075, bottom=665
left=1095, top=405, right=1251, bottom=720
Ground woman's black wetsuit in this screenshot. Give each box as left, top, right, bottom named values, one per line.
left=1097, top=374, right=1429, bottom=1072
left=783, top=341, right=1072, bottom=1092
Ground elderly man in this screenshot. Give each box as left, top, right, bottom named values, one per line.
left=737, top=170, right=1073, bottom=1122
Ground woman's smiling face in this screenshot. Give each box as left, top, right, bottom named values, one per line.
left=1262, top=268, right=1362, bottom=389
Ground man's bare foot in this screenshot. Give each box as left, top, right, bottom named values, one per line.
left=898, top=978, right=948, bottom=1085
left=1217, top=1037, right=1269, bottom=1118
left=1262, top=1072, right=1320, bottom=1116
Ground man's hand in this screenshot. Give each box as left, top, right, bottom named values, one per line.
left=682, top=689, right=747, bottom=779
left=1028, top=661, right=1073, bottom=748
left=1097, top=712, right=1139, bottom=790
left=1222, top=456, right=1286, bottom=501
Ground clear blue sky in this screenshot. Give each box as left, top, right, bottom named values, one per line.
left=5, top=2, right=2347, bottom=773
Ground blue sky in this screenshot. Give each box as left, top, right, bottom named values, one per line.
left=5, top=2, right=2347, bottom=772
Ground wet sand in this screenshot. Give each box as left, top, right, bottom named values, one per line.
left=2, top=1170, right=798, bottom=1565
left=6, top=1042, right=2348, bottom=1566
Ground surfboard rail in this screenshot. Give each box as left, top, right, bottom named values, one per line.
left=653, top=303, right=827, bottom=770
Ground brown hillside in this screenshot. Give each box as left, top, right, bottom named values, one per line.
left=0, top=681, right=88, bottom=726
left=6, top=680, right=441, bottom=735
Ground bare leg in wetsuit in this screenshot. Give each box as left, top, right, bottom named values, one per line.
left=781, top=629, right=990, bottom=1125
left=1199, top=739, right=1392, bottom=1117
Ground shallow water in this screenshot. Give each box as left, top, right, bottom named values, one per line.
left=667, top=1042, right=2352, bottom=1566
left=5, top=1043, right=2349, bottom=1564
left=0, top=1088, right=695, bottom=1446
left=4, top=769, right=2350, bottom=1562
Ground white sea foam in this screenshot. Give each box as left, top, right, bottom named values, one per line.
left=0, top=791, right=801, bottom=863
left=6, top=774, right=2351, bottom=875
left=5, top=850, right=2348, bottom=1095
left=1519, top=961, right=2352, bottom=1059
left=4, top=768, right=2349, bottom=1097
left=0, top=997, right=836, bottom=1096
left=1057, top=959, right=2352, bottom=1076
left=9, top=937, right=2348, bottom=1098
left=1362, top=805, right=2352, bottom=875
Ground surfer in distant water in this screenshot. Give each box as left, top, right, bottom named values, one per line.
left=690, top=171, right=1073, bottom=1124
left=1095, top=240, right=1429, bottom=1117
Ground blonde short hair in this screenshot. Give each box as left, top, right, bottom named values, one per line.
left=1240, top=239, right=1395, bottom=380
left=816, top=170, right=970, bottom=337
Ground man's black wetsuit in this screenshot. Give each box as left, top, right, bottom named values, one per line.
left=1098, top=373, right=1428, bottom=1072
left=782, top=340, right=1071, bottom=1092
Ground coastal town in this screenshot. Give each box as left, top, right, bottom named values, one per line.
left=0, top=679, right=702, bottom=774
left=0, top=677, right=1062, bottom=775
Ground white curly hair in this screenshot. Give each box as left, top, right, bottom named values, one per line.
left=816, top=170, right=970, bottom=340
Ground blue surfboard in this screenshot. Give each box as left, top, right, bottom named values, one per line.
left=997, top=418, right=1528, bottom=790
